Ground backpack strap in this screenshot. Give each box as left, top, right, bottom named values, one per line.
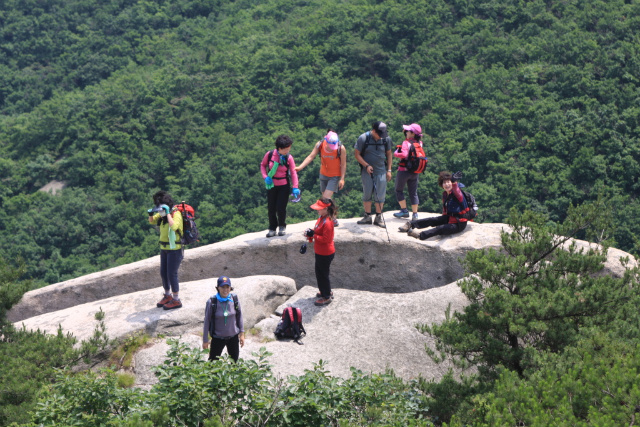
left=209, top=296, right=218, bottom=337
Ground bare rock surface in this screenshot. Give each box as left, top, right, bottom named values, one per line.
left=132, top=283, right=468, bottom=387
left=8, top=214, right=511, bottom=322
left=14, top=276, right=296, bottom=342
left=9, top=213, right=634, bottom=322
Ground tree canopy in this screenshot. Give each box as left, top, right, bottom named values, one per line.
left=1, top=0, right=640, bottom=286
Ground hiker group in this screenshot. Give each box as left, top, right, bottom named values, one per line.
left=146, top=120, right=477, bottom=360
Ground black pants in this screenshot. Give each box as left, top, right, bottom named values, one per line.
left=267, top=184, right=290, bottom=230
left=410, top=215, right=467, bottom=240
left=208, top=334, right=240, bottom=362
left=315, top=253, right=335, bottom=299
left=160, top=249, right=183, bottom=293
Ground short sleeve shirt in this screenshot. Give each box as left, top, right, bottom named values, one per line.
left=354, top=132, right=392, bottom=174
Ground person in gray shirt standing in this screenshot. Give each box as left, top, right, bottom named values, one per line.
left=203, top=276, right=245, bottom=361
left=354, top=121, right=393, bottom=228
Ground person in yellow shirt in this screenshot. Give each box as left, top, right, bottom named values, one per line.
left=148, top=190, right=184, bottom=310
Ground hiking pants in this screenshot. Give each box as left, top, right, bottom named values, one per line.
left=395, top=170, right=419, bottom=205
left=315, top=253, right=335, bottom=299
left=410, top=215, right=467, bottom=240
left=208, top=334, right=240, bottom=362
left=267, top=184, right=290, bottom=230
left=160, top=249, right=183, bottom=293
left=361, top=171, right=387, bottom=204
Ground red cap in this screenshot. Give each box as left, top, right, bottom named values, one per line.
left=310, top=199, right=330, bottom=210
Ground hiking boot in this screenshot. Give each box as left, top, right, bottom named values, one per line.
left=393, top=209, right=409, bottom=218
left=157, top=294, right=173, bottom=308
left=357, top=213, right=373, bottom=225
left=374, top=214, right=386, bottom=228
left=316, top=291, right=334, bottom=299
left=163, top=298, right=182, bottom=310
left=314, top=297, right=332, bottom=307
left=266, top=229, right=276, bottom=238
left=412, top=213, right=419, bottom=221
left=398, top=221, right=413, bottom=232
left=408, top=228, right=422, bottom=239
left=278, top=226, right=286, bottom=236
left=333, top=219, right=339, bottom=227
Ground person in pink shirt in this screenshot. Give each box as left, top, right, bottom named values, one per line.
left=260, top=135, right=300, bottom=237
left=304, top=198, right=337, bottom=306
left=393, top=123, right=424, bottom=221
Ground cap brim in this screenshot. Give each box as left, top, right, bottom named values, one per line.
left=310, top=201, right=330, bottom=210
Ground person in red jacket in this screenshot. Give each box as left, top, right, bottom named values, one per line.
left=304, top=198, right=337, bottom=306
left=399, top=171, right=469, bottom=240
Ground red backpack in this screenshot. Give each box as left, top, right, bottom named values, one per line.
left=174, top=202, right=200, bottom=245
left=274, top=307, right=306, bottom=343
left=400, top=142, right=428, bottom=173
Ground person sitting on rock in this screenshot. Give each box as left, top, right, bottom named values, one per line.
left=399, top=171, right=469, bottom=240
left=203, top=276, right=245, bottom=362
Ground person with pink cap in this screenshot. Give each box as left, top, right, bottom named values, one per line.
left=303, top=198, right=337, bottom=306
left=393, top=123, right=425, bottom=221
left=295, top=129, right=346, bottom=226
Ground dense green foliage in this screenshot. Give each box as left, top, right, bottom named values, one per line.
left=0, top=260, right=109, bottom=426
left=1, top=0, right=640, bottom=286
left=418, top=200, right=640, bottom=425
left=29, top=340, right=433, bottom=427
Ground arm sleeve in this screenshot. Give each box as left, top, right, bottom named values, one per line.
left=288, top=156, right=299, bottom=188
left=384, top=136, right=393, bottom=151
left=236, top=300, right=244, bottom=333
left=169, top=211, right=182, bottom=232
left=260, top=151, right=270, bottom=178
left=393, top=140, right=411, bottom=159
left=451, top=182, right=464, bottom=202
left=313, top=219, right=334, bottom=244
left=203, top=299, right=212, bottom=343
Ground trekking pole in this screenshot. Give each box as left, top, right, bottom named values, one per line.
left=370, top=175, right=391, bottom=243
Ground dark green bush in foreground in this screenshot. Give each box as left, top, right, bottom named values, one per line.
left=29, top=340, right=432, bottom=427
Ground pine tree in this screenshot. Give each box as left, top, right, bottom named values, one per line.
left=420, top=197, right=638, bottom=380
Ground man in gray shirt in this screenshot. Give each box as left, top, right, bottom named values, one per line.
left=354, top=121, right=393, bottom=228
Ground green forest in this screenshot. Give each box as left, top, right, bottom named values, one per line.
left=1, top=0, right=639, bottom=287
left=1, top=0, right=640, bottom=425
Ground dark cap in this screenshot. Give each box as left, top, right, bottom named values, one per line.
left=217, top=276, right=231, bottom=286
left=372, top=121, right=388, bottom=138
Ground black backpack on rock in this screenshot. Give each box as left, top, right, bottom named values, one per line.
left=274, top=306, right=306, bottom=344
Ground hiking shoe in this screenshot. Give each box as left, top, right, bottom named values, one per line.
left=278, top=226, right=286, bottom=236
left=393, top=209, right=409, bottom=218
left=412, top=213, right=419, bottom=221
left=157, top=294, right=173, bottom=308
left=408, top=228, right=422, bottom=239
left=357, top=213, right=373, bottom=225
left=266, top=229, right=276, bottom=238
left=314, top=297, right=332, bottom=307
left=163, top=299, right=182, bottom=310
left=316, top=291, right=334, bottom=299
left=398, top=221, right=413, bottom=232
left=374, top=214, right=386, bottom=228
left=333, top=219, right=339, bottom=227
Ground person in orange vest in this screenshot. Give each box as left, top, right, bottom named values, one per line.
left=295, top=129, right=346, bottom=226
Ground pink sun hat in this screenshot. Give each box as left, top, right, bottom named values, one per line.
left=402, top=123, right=422, bottom=137
left=323, top=131, right=340, bottom=151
